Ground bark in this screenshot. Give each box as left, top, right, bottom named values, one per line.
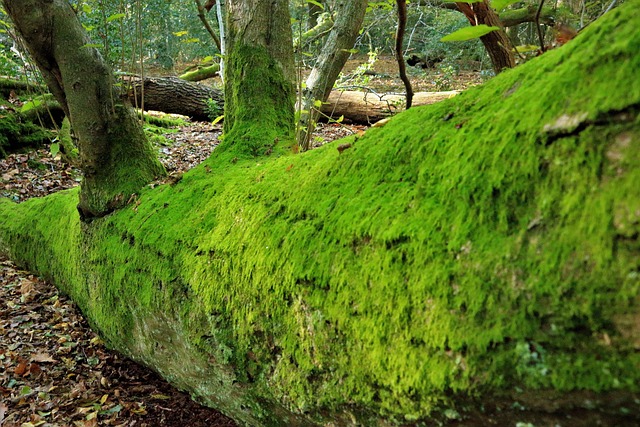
left=127, top=78, right=455, bottom=124
left=224, top=0, right=295, bottom=156
left=3, top=0, right=164, bottom=220
left=500, top=5, right=556, bottom=27
left=456, top=0, right=515, bottom=74
left=126, top=76, right=224, bottom=121
left=298, top=0, right=368, bottom=150
left=395, top=0, right=414, bottom=109
left=322, top=90, right=458, bottom=123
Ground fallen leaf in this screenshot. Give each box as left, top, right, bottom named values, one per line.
left=31, top=352, right=56, bottom=363
left=0, top=402, right=6, bottom=425
left=15, top=359, right=28, bottom=376
left=28, top=362, right=42, bottom=377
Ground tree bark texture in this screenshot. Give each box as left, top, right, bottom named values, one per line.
left=456, top=0, right=515, bottom=74
left=298, top=0, right=368, bottom=150
left=324, top=90, right=458, bottom=123
left=3, top=0, right=164, bottom=220
left=126, top=76, right=223, bottom=121
left=224, top=0, right=296, bottom=155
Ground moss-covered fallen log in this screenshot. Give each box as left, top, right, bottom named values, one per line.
left=1, top=3, right=639, bottom=426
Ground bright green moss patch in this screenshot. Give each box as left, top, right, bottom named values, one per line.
left=1, top=4, right=639, bottom=426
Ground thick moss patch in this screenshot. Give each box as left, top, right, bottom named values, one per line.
left=1, top=3, right=639, bottom=425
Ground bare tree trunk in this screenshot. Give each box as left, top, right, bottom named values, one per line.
left=3, top=0, right=165, bottom=220
left=297, top=0, right=368, bottom=151
left=456, top=0, right=515, bottom=74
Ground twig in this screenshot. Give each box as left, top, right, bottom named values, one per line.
left=535, top=0, right=546, bottom=52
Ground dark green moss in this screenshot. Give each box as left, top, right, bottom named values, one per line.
left=1, top=3, right=639, bottom=425
left=0, top=113, right=53, bottom=158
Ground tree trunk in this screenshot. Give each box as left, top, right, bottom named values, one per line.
left=456, top=0, right=515, bottom=74
left=195, top=0, right=222, bottom=52
left=298, top=0, right=368, bottom=150
left=3, top=0, right=165, bottom=220
left=307, top=0, right=323, bottom=30
left=223, top=0, right=295, bottom=156
left=179, top=63, right=221, bottom=81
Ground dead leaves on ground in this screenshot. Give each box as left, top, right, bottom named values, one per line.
left=0, top=257, right=236, bottom=427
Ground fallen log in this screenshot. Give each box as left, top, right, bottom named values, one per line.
left=178, top=64, right=220, bottom=82
left=125, top=76, right=224, bottom=122
left=2, top=74, right=456, bottom=124
left=1, top=5, right=640, bottom=425
left=322, top=90, right=459, bottom=123
left=128, top=76, right=457, bottom=124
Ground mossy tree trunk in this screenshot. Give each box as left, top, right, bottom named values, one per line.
left=297, top=0, right=368, bottom=151
left=223, top=0, right=296, bottom=157
left=3, top=0, right=165, bottom=220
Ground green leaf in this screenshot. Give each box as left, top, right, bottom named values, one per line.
left=513, top=44, right=540, bottom=53
left=313, top=99, right=323, bottom=108
left=50, top=142, right=60, bottom=157
left=20, top=99, right=42, bottom=113
left=82, top=4, right=92, bottom=14
left=211, top=115, right=224, bottom=125
left=455, top=0, right=484, bottom=2
left=201, top=55, right=214, bottom=63
left=106, top=13, right=126, bottom=23
left=491, top=0, right=520, bottom=10
left=182, top=38, right=200, bottom=44
left=20, top=385, right=32, bottom=395
left=341, top=48, right=359, bottom=54
left=173, top=30, right=188, bottom=37
left=441, top=25, right=500, bottom=42
left=100, top=404, right=123, bottom=416
left=307, top=0, right=325, bottom=9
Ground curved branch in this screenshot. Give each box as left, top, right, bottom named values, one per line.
left=194, top=0, right=221, bottom=51
left=395, top=0, right=413, bottom=109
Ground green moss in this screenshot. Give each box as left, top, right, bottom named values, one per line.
left=0, top=113, right=53, bottom=158
left=1, top=3, right=639, bottom=426
left=222, top=43, right=295, bottom=158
